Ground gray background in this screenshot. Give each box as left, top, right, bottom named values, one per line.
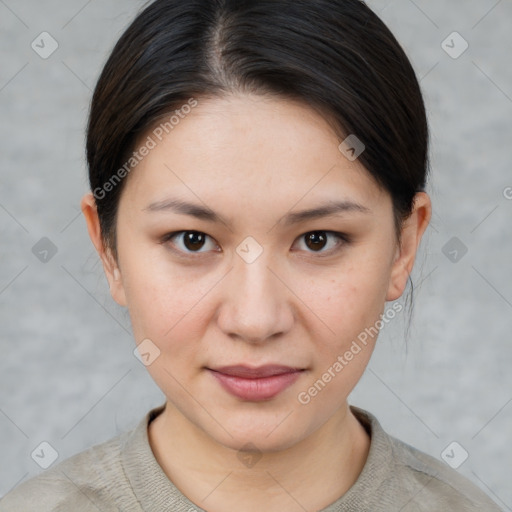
left=1, top=0, right=511, bottom=508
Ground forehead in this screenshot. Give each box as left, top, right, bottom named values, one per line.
left=120, top=93, right=389, bottom=217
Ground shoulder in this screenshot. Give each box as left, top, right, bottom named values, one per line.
left=389, top=436, right=502, bottom=511
left=0, top=428, right=138, bottom=512
left=350, top=407, right=503, bottom=511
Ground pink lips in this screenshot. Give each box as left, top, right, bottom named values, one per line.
left=207, top=365, right=304, bottom=401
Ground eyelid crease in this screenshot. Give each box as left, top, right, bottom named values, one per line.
left=160, top=229, right=351, bottom=257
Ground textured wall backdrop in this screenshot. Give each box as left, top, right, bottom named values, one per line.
left=0, top=0, right=511, bottom=508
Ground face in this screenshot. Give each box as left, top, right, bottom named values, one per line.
left=83, top=93, right=429, bottom=452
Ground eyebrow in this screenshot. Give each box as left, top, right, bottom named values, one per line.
left=143, top=197, right=371, bottom=227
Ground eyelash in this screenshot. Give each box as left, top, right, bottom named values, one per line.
left=160, top=230, right=350, bottom=258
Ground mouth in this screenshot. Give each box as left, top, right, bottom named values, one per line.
left=206, top=365, right=306, bottom=401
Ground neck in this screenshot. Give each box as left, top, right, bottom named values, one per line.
left=148, top=401, right=370, bottom=512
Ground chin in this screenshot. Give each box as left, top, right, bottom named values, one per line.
left=205, top=414, right=311, bottom=454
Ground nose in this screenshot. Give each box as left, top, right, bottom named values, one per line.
left=216, top=249, right=294, bottom=344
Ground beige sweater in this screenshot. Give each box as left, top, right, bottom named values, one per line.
left=0, top=404, right=502, bottom=511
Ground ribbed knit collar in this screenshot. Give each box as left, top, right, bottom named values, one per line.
left=121, top=402, right=393, bottom=512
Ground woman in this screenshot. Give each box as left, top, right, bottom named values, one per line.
left=0, top=0, right=502, bottom=510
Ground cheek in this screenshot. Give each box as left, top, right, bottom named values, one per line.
left=298, top=258, right=391, bottom=347
left=124, top=265, right=213, bottom=396
left=120, top=247, right=211, bottom=348
left=293, top=262, right=391, bottom=409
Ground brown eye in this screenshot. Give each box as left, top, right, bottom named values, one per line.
left=296, top=231, right=348, bottom=255
left=163, top=231, right=218, bottom=254
left=182, top=231, right=206, bottom=251
left=304, top=231, right=328, bottom=251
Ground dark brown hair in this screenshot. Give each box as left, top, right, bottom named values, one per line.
left=86, top=0, right=429, bottom=263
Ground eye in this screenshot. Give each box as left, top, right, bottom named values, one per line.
left=294, top=231, right=348, bottom=255
left=162, top=231, right=219, bottom=254
left=161, top=230, right=349, bottom=257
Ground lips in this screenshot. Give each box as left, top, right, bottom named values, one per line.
left=207, top=365, right=305, bottom=401
left=210, top=364, right=303, bottom=378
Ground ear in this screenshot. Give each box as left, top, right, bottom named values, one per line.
left=80, top=193, right=127, bottom=307
left=386, top=192, right=432, bottom=301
